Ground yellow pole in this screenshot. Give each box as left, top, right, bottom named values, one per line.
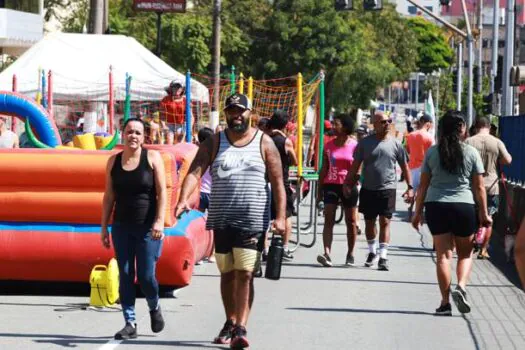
left=239, top=73, right=244, bottom=94
left=297, top=73, right=303, bottom=177
left=248, top=76, right=253, bottom=101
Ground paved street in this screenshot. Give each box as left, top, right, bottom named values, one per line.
left=1, top=190, right=525, bottom=350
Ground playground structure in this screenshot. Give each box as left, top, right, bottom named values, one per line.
left=0, top=144, right=212, bottom=287
left=0, top=53, right=330, bottom=284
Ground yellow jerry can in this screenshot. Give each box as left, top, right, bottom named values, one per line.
left=89, top=258, right=120, bottom=307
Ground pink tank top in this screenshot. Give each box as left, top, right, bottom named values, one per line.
left=324, top=138, right=358, bottom=185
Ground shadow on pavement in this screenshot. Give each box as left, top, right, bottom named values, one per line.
left=0, top=333, right=222, bottom=349
left=287, top=306, right=451, bottom=317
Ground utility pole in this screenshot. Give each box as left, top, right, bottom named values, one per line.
left=477, top=0, right=483, bottom=94
left=457, top=42, right=463, bottom=111
left=490, top=0, right=499, bottom=100
left=155, top=12, right=162, bottom=57
left=415, top=73, right=419, bottom=111
left=210, top=0, right=221, bottom=130
left=461, top=0, right=474, bottom=126
left=89, top=0, right=104, bottom=34
left=405, top=0, right=473, bottom=125
left=103, top=0, right=109, bottom=33
left=502, top=0, right=515, bottom=116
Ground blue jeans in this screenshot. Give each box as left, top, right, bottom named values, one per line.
left=112, top=224, right=163, bottom=323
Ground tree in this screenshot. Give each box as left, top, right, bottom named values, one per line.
left=406, top=17, right=455, bottom=74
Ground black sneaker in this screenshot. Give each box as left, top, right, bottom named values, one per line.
left=364, top=253, right=377, bottom=267
left=452, top=285, right=471, bottom=314
left=345, top=254, right=355, bottom=266
left=283, top=249, right=294, bottom=261
left=150, top=306, right=165, bottom=333
left=317, top=253, right=332, bottom=267
left=213, top=319, right=234, bottom=345
left=230, top=325, right=249, bottom=349
left=378, top=258, right=389, bottom=271
left=114, top=322, right=137, bottom=340
left=434, top=303, right=452, bottom=316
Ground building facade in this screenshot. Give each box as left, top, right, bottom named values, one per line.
left=0, top=0, right=44, bottom=57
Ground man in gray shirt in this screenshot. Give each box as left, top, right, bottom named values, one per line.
left=344, top=112, right=413, bottom=271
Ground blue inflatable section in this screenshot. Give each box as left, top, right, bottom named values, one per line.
left=0, top=210, right=204, bottom=237
left=0, top=92, right=60, bottom=147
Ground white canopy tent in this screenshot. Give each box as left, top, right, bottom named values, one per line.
left=0, top=33, right=210, bottom=103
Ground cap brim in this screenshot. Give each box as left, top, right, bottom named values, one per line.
left=224, top=104, right=250, bottom=111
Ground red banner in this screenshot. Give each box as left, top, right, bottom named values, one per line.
left=133, top=0, right=186, bottom=13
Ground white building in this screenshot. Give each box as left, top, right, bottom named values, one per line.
left=0, top=0, right=44, bottom=57
left=393, top=0, right=442, bottom=18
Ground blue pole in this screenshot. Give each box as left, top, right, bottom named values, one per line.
left=185, top=70, right=192, bottom=143
left=41, top=70, right=47, bottom=109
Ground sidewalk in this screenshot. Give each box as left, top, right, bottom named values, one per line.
left=0, top=191, right=524, bottom=349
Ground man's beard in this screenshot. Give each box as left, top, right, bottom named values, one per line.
left=227, top=118, right=249, bottom=133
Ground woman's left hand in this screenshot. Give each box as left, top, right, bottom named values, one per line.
left=479, top=212, right=493, bottom=228
left=151, top=221, right=164, bottom=240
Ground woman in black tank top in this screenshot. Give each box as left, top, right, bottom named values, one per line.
left=101, top=118, right=167, bottom=340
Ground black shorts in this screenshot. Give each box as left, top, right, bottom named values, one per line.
left=424, top=202, right=477, bottom=237
left=271, top=186, right=294, bottom=219
left=358, top=188, right=396, bottom=220
left=323, top=184, right=358, bottom=208
left=214, top=226, right=265, bottom=254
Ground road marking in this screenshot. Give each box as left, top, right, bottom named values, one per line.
left=98, top=339, right=122, bottom=350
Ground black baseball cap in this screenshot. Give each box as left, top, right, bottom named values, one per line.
left=224, top=93, right=252, bottom=111
left=419, top=113, right=433, bottom=124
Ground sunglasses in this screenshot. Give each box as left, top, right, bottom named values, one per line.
left=379, top=119, right=392, bottom=125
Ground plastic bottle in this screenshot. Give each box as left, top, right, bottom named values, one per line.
left=474, top=227, right=486, bottom=251
left=265, top=235, right=284, bottom=280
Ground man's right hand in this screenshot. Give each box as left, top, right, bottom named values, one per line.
left=271, top=217, right=286, bottom=236
left=175, top=200, right=191, bottom=218
left=101, top=227, right=111, bottom=249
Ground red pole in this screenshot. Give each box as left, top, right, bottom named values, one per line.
left=48, top=70, right=54, bottom=120
left=11, top=75, right=17, bottom=131
left=109, top=66, right=114, bottom=134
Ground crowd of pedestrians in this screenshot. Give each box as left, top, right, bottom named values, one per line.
left=99, top=89, right=522, bottom=348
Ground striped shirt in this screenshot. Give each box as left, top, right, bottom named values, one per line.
left=206, top=130, right=270, bottom=232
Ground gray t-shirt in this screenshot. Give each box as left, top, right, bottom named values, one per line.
left=354, top=135, right=408, bottom=191
left=422, top=144, right=485, bottom=204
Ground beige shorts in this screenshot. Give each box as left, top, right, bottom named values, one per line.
left=213, top=226, right=265, bottom=274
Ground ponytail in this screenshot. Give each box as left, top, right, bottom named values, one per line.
left=438, top=110, right=466, bottom=174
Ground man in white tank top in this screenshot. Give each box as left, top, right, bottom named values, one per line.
left=0, top=115, right=19, bottom=149
left=176, top=94, right=286, bottom=349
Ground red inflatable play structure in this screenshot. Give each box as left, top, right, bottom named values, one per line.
left=0, top=143, right=212, bottom=288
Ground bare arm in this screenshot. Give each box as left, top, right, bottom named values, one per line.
left=473, top=174, right=489, bottom=219
left=401, top=162, right=413, bottom=188
left=498, top=141, right=512, bottom=165
left=318, top=151, right=329, bottom=199
left=101, top=155, right=117, bottom=230
left=178, top=134, right=217, bottom=206
left=285, top=138, right=298, bottom=166
left=344, top=158, right=363, bottom=189
left=263, top=135, right=286, bottom=222
left=414, top=172, right=430, bottom=216
left=149, top=150, right=167, bottom=225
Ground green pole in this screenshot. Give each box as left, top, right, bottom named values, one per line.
left=317, top=72, right=325, bottom=172
left=124, top=74, right=132, bottom=122
left=230, top=65, right=236, bottom=94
